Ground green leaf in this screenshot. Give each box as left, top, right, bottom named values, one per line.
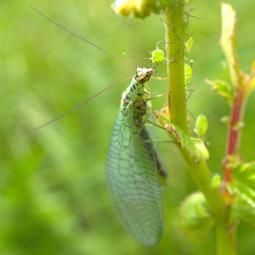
left=178, top=192, right=214, bottom=241
left=230, top=162, right=255, bottom=224
left=233, top=162, right=255, bottom=190
left=220, top=3, right=241, bottom=88
left=232, top=200, right=255, bottom=226
left=206, top=79, right=234, bottom=103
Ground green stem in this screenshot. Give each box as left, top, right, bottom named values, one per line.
left=163, top=0, right=225, bottom=219
left=164, top=1, right=188, bottom=132
left=163, top=2, right=236, bottom=254
left=179, top=146, right=226, bottom=219
left=216, top=223, right=237, bottom=255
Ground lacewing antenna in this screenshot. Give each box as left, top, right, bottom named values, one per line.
left=28, top=87, right=109, bottom=132
left=30, top=6, right=115, bottom=58
left=28, top=76, right=132, bottom=132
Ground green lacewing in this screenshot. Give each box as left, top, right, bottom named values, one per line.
left=107, top=67, right=165, bottom=246
left=31, top=8, right=166, bottom=245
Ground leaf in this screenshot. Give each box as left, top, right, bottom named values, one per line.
left=206, top=79, right=234, bottom=103
left=230, top=162, right=255, bottom=219
left=178, top=192, right=214, bottom=241
left=233, top=162, right=255, bottom=190
left=232, top=200, right=255, bottom=227
left=220, top=3, right=241, bottom=88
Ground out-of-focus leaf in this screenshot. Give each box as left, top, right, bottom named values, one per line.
left=220, top=3, right=241, bottom=88
left=206, top=79, right=234, bottom=103
left=232, top=200, right=255, bottom=227
left=233, top=162, right=255, bottom=190
left=230, top=162, right=255, bottom=212
left=178, top=192, right=214, bottom=241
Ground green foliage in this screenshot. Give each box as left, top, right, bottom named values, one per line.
left=232, top=200, right=255, bottom=227
left=220, top=3, right=241, bottom=88
left=231, top=162, right=255, bottom=208
left=178, top=192, right=213, bottom=241
left=206, top=79, right=234, bottom=103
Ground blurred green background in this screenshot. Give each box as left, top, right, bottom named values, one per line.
left=1, top=0, right=255, bottom=254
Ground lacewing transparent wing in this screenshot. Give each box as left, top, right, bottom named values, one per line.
left=106, top=67, right=164, bottom=246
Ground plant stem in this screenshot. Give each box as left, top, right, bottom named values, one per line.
left=216, top=223, right=237, bottom=255
left=164, top=1, right=188, bottom=132
left=223, top=87, right=245, bottom=184
left=163, top=0, right=225, bottom=217
left=181, top=151, right=226, bottom=218
left=163, top=2, right=237, bottom=254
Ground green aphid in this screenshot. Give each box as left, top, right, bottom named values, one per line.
left=151, top=47, right=165, bottom=64
left=194, top=114, right=208, bottom=138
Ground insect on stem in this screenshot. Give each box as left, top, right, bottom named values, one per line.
left=107, top=67, right=165, bottom=245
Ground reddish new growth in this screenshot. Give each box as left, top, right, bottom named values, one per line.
left=223, top=86, right=245, bottom=185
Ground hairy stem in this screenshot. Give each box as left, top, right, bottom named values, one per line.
left=163, top=2, right=237, bottom=254
left=163, top=0, right=225, bottom=217
left=164, top=1, right=188, bottom=132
